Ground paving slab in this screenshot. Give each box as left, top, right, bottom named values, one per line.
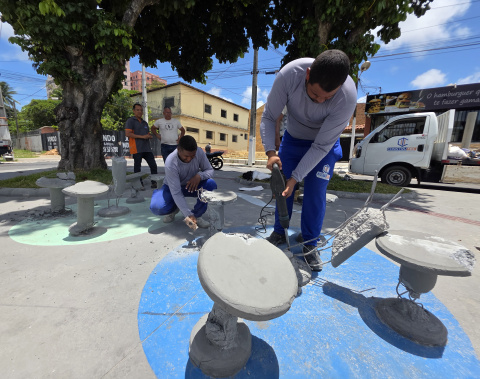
left=0, top=160, right=479, bottom=378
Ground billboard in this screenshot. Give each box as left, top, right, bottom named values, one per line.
left=365, top=83, right=480, bottom=115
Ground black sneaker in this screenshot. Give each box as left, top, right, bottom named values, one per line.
left=295, top=233, right=304, bottom=243
left=266, top=231, right=286, bottom=246
left=151, top=181, right=157, bottom=189
left=303, top=245, right=323, bottom=272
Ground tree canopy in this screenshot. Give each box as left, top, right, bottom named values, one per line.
left=1, top=81, right=17, bottom=119
left=270, top=0, right=432, bottom=77
left=0, top=0, right=432, bottom=170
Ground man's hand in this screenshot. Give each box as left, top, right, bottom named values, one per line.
left=275, top=136, right=281, bottom=151
left=266, top=151, right=281, bottom=170
left=144, top=134, right=153, bottom=139
left=283, top=177, right=297, bottom=198
left=185, top=174, right=201, bottom=192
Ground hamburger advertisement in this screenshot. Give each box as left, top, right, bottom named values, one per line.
left=365, top=82, right=480, bottom=114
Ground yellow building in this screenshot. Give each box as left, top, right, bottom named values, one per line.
left=133, top=82, right=250, bottom=152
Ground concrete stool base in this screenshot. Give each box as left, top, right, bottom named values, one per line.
left=98, top=206, right=130, bottom=218
left=375, top=298, right=448, bottom=346
left=189, top=314, right=251, bottom=378
left=126, top=196, right=145, bottom=204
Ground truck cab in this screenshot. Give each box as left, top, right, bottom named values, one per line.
left=349, top=113, right=438, bottom=186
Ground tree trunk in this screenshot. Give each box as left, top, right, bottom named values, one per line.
left=55, top=55, right=124, bottom=171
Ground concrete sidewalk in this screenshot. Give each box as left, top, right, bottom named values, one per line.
left=0, top=162, right=479, bottom=378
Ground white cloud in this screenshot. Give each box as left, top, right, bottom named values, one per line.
left=242, top=86, right=270, bottom=107
left=357, top=95, right=367, bottom=103
left=207, top=87, right=233, bottom=103
left=375, top=0, right=472, bottom=54
left=0, top=20, right=15, bottom=41
left=457, top=71, right=480, bottom=85
left=410, top=69, right=447, bottom=88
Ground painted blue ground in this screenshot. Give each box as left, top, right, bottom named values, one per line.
left=138, top=226, right=480, bottom=378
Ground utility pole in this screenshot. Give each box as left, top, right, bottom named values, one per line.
left=349, top=61, right=371, bottom=161
left=142, top=64, right=148, bottom=123
left=248, top=49, right=258, bottom=166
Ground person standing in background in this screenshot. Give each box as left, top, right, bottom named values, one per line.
left=152, top=106, right=186, bottom=162
left=125, top=103, right=158, bottom=189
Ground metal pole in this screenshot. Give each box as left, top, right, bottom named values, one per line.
left=248, top=49, right=258, bottom=166
left=349, top=80, right=358, bottom=161
left=13, top=101, right=20, bottom=149
left=142, top=65, right=148, bottom=123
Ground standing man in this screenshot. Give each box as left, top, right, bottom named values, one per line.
left=260, top=49, right=356, bottom=271
left=125, top=103, right=158, bottom=189
left=152, top=106, right=186, bottom=162
left=150, top=135, right=216, bottom=229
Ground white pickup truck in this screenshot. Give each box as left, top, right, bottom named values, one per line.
left=349, top=110, right=480, bottom=186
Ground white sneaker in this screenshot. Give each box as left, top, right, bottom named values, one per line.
left=195, top=217, right=210, bottom=229
left=163, top=208, right=179, bottom=223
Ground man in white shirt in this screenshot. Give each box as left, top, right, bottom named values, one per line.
left=152, top=106, right=186, bottom=162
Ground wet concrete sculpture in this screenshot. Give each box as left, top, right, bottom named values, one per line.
left=148, top=174, right=164, bottom=189
left=98, top=156, right=130, bottom=217
left=62, top=181, right=109, bottom=236
left=198, top=189, right=237, bottom=236
left=35, top=173, right=75, bottom=212
left=375, top=230, right=475, bottom=346
left=125, top=172, right=146, bottom=204
left=189, top=233, right=298, bottom=377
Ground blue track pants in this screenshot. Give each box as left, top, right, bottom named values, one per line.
left=150, top=179, right=217, bottom=217
left=275, top=131, right=342, bottom=246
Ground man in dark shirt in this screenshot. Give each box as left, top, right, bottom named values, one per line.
left=125, top=103, right=158, bottom=189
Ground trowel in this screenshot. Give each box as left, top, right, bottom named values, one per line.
left=270, top=163, right=291, bottom=250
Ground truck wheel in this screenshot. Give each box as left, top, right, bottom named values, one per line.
left=381, top=166, right=412, bottom=186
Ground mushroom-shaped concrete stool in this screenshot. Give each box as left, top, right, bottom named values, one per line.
left=36, top=176, right=75, bottom=212
left=375, top=230, right=475, bottom=346
left=62, top=181, right=109, bottom=236
left=189, top=233, right=298, bottom=377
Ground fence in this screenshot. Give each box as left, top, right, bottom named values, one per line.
left=13, top=130, right=163, bottom=157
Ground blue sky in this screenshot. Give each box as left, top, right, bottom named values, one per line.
left=1, top=0, right=480, bottom=111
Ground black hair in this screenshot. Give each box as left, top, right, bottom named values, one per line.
left=133, top=103, right=143, bottom=110
left=308, top=50, right=350, bottom=92
left=178, top=135, right=197, bottom=152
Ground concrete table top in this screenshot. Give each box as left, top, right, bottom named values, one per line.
left=36, top=177, right=75, bottom=189
left=200, top=189, right=237, bottom=204
left=62, top=181, right=109, bottom=198
left=376, top=230, right=475, bottom=277
left=197, top=233, right=298, bottom=321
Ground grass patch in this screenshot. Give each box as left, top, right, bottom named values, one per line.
left=327, top=173, right=410, bottom=194
left=0, top=169, right=113, bottom=188
left=245, top=172, right=409, bottom=194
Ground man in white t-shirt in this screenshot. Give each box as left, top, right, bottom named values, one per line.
left=152, top=106, right=186, bottom=162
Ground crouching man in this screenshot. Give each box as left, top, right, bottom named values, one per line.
left=150, top=135, right=217, bottom=229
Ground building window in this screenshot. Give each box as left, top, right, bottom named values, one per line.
left=164, top=97, right=174, bottom=108
left=244, top=134, right=248, bottom=140
left=221, top=109, right=227, bottom=118
left=219, top=133, right=226, bottom=141
left=232, top=135, right=238, bottom=143
left=205, top=104, right=212, bottom=114
left=233, top=113, right=239, bottom=122
left=206, top=130, right=213, bottom=139
left=186, top=127, right=199, bottom=133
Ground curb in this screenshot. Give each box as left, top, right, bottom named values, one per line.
left=0, top=187, right=50, bottom=198
left=234, top=178, right=416, bottom=200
